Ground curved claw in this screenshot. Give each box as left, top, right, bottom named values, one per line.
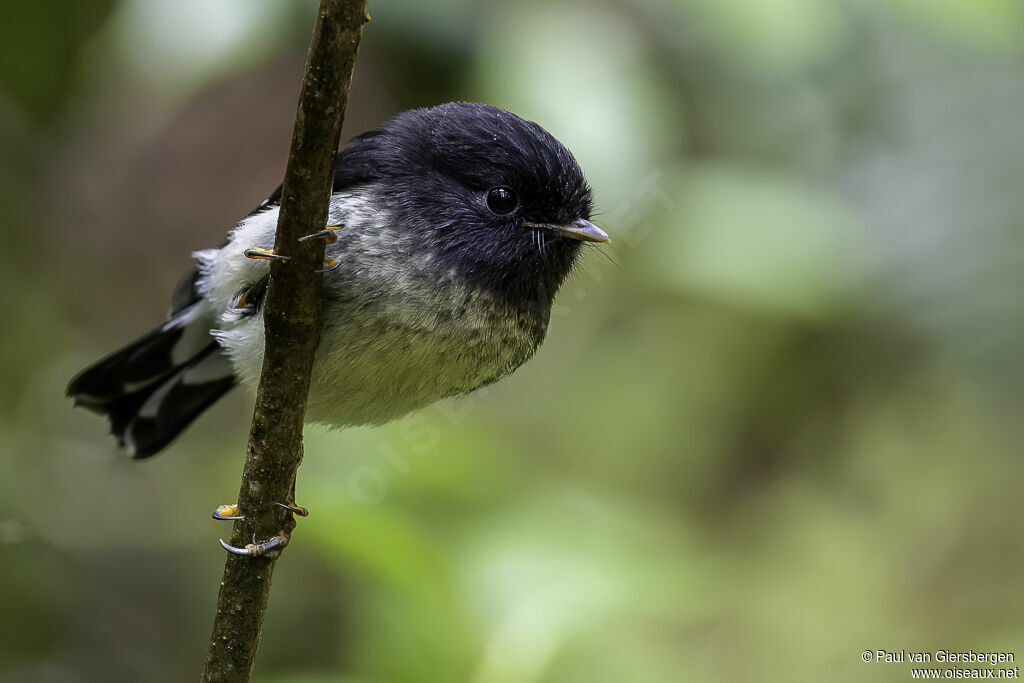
left=275, top=501, right=309, bottom=517
left=219, top=533, right=289, bottom=557
left=244, top=247, right=289, bottom=262
left=212, top=504, right=243, bottom=521
left=298, top=225, right=345, bottom=244
left=316, top=257, right=341, bottom=273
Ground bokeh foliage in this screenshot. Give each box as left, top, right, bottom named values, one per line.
left=2, top=1, right=1023, bottom=681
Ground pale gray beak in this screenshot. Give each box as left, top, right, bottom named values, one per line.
left=523, top=218, right=611, bottom=243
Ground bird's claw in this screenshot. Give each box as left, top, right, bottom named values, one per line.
left=316, top=257, right=341, bottom=273
left=298, top=225, right=345, bottom=244
left=244, top=248, right=288, bottom=262
left=303, top=225, right=344, bottom=271
left=213, top=498, right=305, bottom=556
left=212, top=503, right=243, bottom=520
left=212, top=501, right=309, bottom=521
left=274, top=501, right=309, bottom=517
left=247, top=233, right=340, bottom=271
left=219, top=533, right=289, bottom=557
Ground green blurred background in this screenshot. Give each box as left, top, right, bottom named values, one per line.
left=2, top=0, right=1023, bottom=681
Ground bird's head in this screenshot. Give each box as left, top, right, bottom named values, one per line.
left=343, top=102, right=608, bottom=308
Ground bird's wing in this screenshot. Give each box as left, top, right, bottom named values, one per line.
left=247, top=129, right=385, bottom=217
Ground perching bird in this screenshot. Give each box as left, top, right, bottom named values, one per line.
left=67, top=102, right=609, bottom=459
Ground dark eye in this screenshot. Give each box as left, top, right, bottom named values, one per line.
left=486, top=186, right=518, bottom=215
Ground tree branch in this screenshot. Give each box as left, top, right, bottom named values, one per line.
left=200, top=2, right=368, bottom=681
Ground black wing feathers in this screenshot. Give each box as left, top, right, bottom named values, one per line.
left=247, top=131, right=383, bottom=217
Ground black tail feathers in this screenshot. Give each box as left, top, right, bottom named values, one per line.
left=67, top=304, right=236, bottom=458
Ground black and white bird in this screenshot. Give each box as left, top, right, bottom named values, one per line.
left=67, top=102, right=609, bottom=458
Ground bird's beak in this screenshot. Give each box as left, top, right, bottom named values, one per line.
left=524, top=218, right=611, bottom=243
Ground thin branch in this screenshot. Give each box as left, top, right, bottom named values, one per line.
left=200, top=2, right=368, bottom=681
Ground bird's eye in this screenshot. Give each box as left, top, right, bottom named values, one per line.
left=486, top=186, right=518, bottom=215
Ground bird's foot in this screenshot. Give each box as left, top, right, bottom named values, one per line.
left=229, top=277, right=268, bottom=313
left=214, top=500, right=307, bottom=558
left=245, top=246, right=337, bottom=272
left=211, top=501, right=309, bottom=521
left=298, top=224, right=345, bottom=245
left=244, top=247, right=288, bottom=262
left=212, top=503, right=243, bottom=520
left=317, top=257, right=341, bottom=273
left=274, top=501, right=309, bottom=517
left=220, top=533, right=289, bottom=557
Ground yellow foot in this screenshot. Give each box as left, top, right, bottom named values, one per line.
left=212, top=503, right=243, bottom=520
left=298, top=224, right=345, bottom=245
left=213, top=501, right=308, bottom=521
left=244, top=247, right=288, bottom=262
left=317, top=257, right=341, bottom=273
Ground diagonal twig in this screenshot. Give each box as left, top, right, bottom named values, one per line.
left=200, top=2, right=369, bottom=680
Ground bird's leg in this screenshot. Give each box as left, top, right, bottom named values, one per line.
left=298, top=224, right=345, bottom=244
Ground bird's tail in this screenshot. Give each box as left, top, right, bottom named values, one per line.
left=66, top=303, right=236, bottom=458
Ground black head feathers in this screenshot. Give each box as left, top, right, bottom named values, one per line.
left=335, top=102, right=596, bottom=307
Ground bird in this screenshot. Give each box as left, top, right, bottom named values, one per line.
left=67, top=101, right=609, bottom=460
